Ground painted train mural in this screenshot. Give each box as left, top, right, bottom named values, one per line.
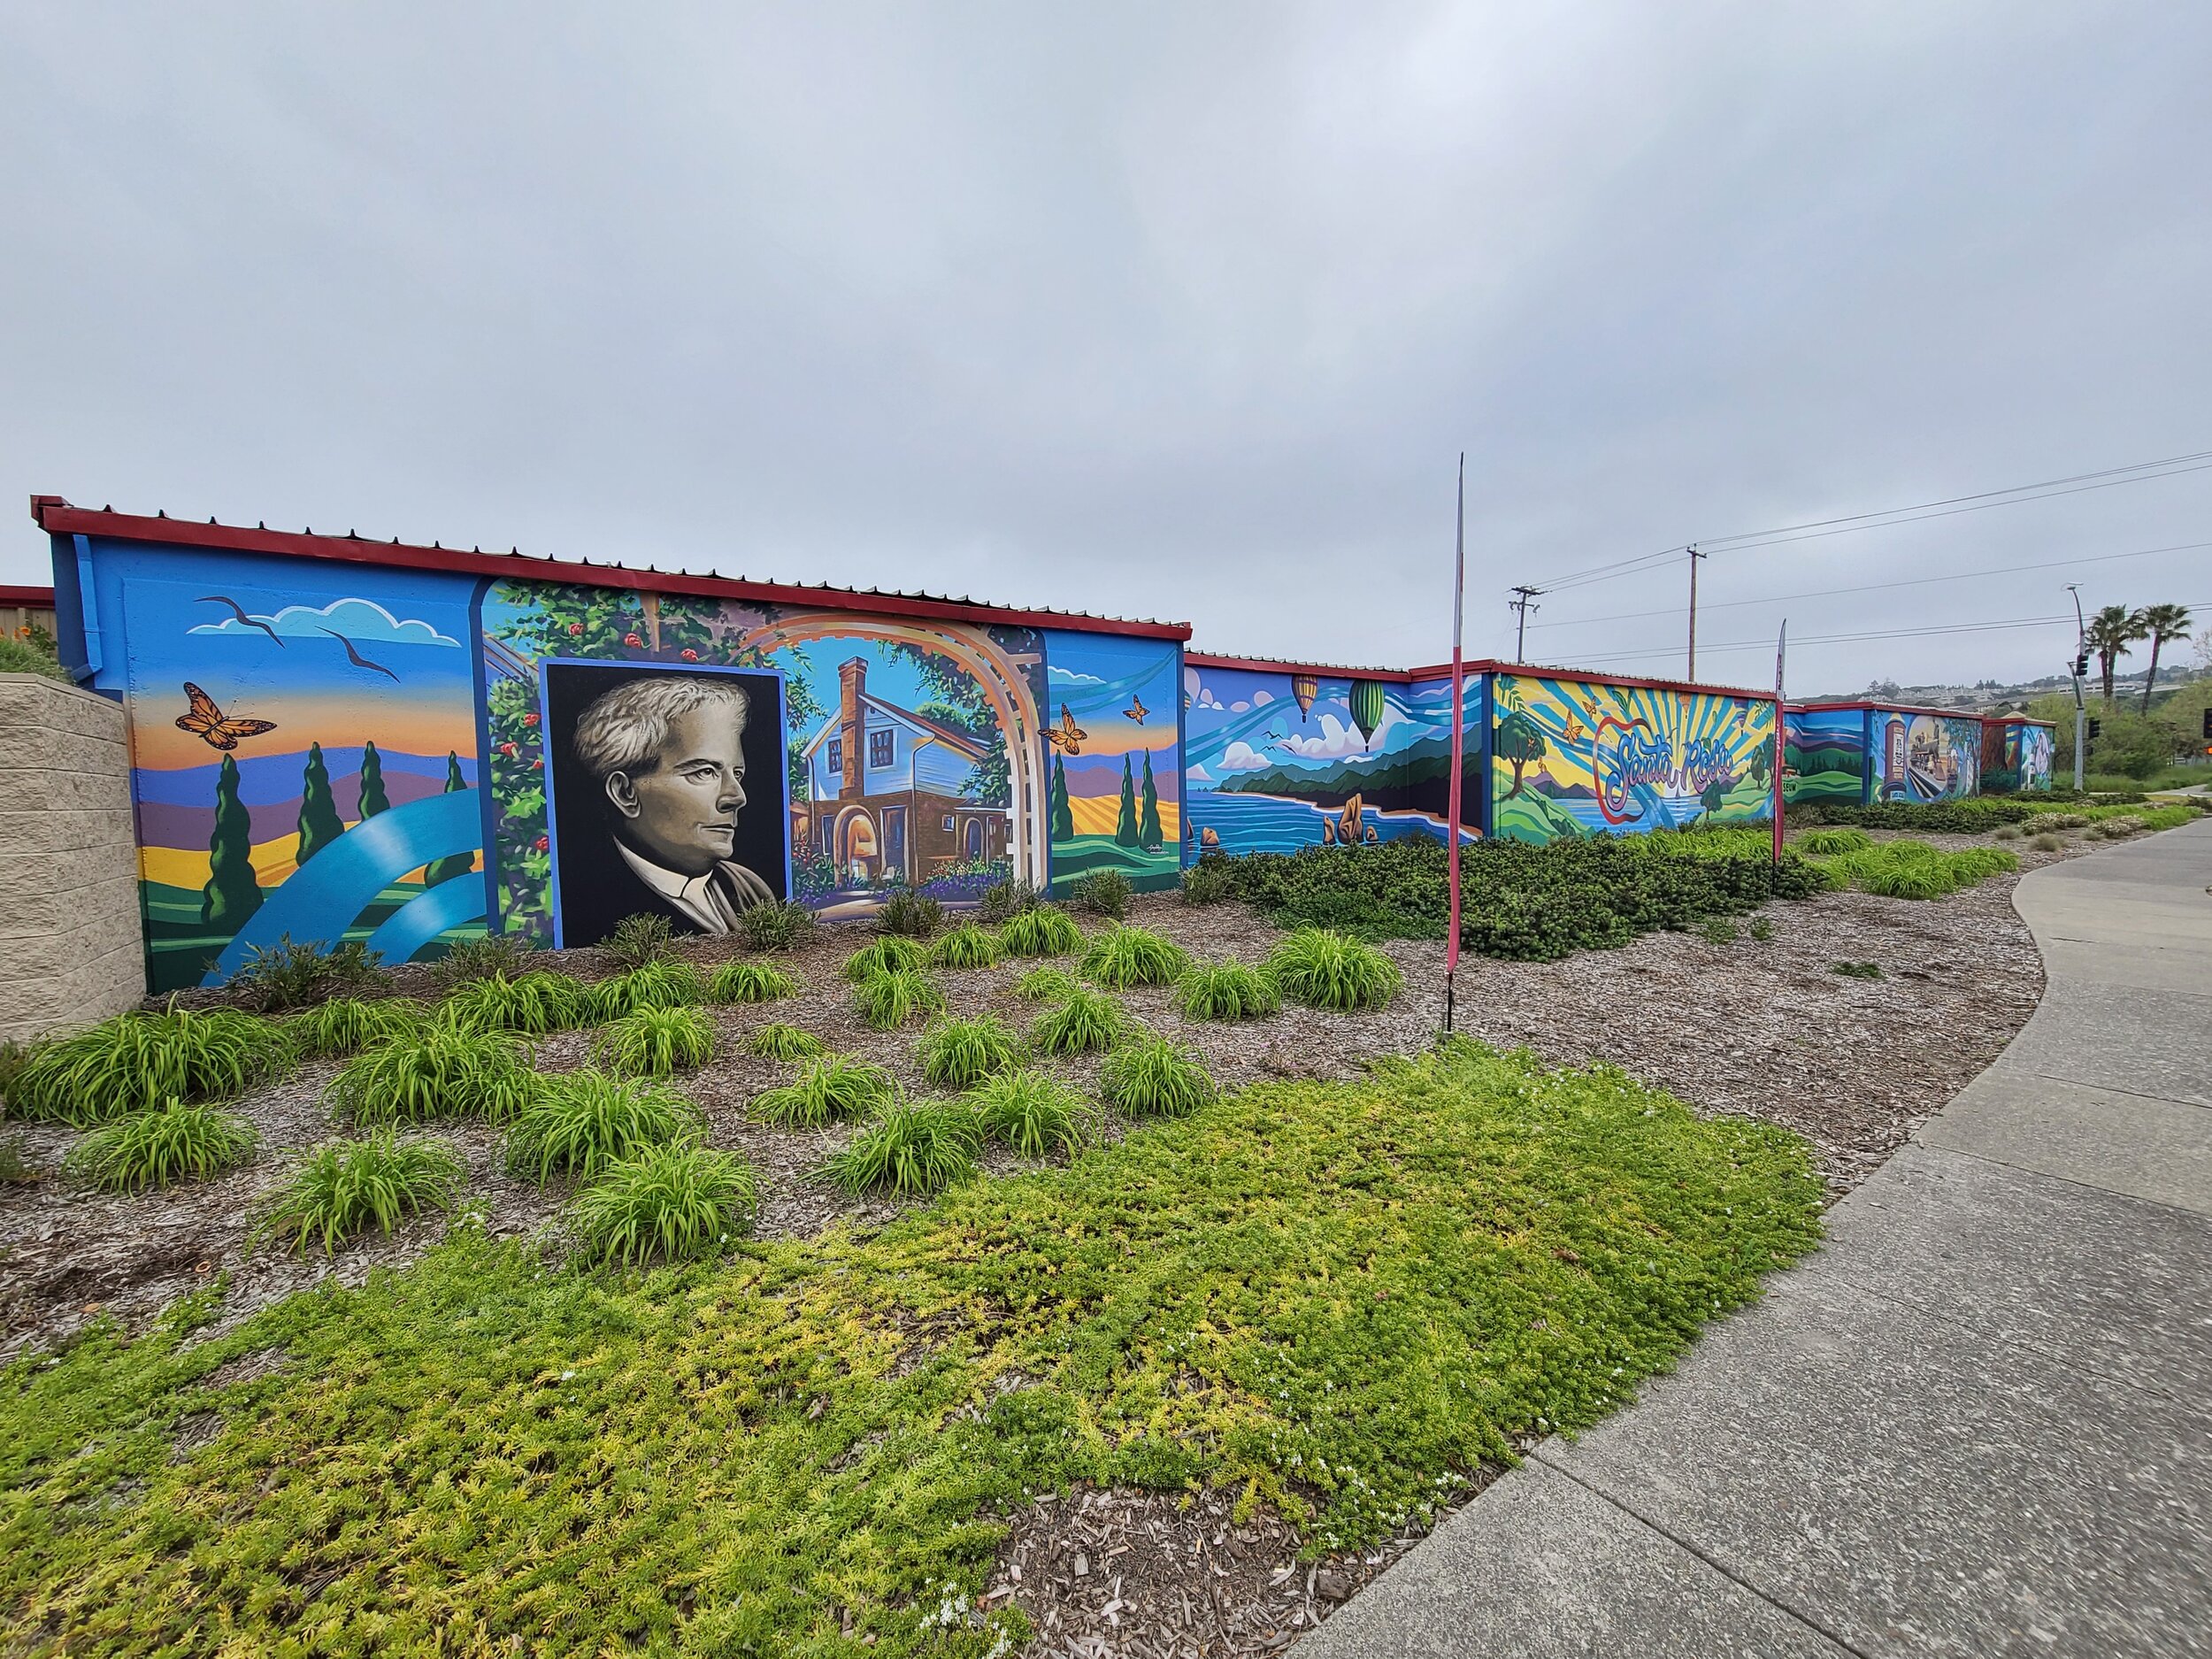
left=35, top=503, right=2044, bottom=994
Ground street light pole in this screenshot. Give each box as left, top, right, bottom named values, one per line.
left=2066, top=583, right=2087, bottom=791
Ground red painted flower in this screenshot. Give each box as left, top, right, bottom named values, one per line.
left=680, top=649, right=699, bottom=662
left=566, top=621, right=584, bottom=636
left=499, top=741, right=518, bottom=758
left=534, top=835, right=549, bottom=854
left=531, top=758, right=543, bottom=771
left=522, top=712, right=540, bottom=727
left=624, top=633, right=644, bottom=648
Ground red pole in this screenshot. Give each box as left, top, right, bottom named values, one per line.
left=1445, top=456, right=1466, bottom=1032
left=1771, top=619, right=1787, bottom=865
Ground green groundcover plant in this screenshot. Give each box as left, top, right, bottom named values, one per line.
left=1811, top=839, right=2018, bottom=900
left=996, top=904, right=1085, bottom=958
left=0, top=1042, right=1822, bottom=1655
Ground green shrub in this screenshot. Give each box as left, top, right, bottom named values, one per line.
left=1798, top=826, right=1873, bottom=855
left=999, top=905, right=1086, bottom=958
left=568, top=1142, right=759, bottom=1265
left=877, top=888, right=943, bottom=939
left=505, top=1070, right=700, bottom=1185
left=586, top=961, right=706, bottom=1021
left=65, top=1099, right=258, bottom=1192
left=751, top=1055, right=895, bottom=1126
left=1696, top=915, right=1739, bottom=945
left=1028, top=986, right=1126, bottom=1056
left=918, top=1015, right=1023, bottom=1091
left=842, top=936, right=931, bottom=983
left=8, top=1007, right=294, bottom=1126
left=441, top=971, right=588, bottom=1036
left=1069, top=869, right=1132, bottom=920
left=1079, top=926, right=1190, bottom=990
left=1809, top=799, right=2037, bottom=833
left=1748, top=916, right=1776, bottom=943
left=2138, top=804, right=2197, bottom=832
left=1264, top=930, right=1402, bottom=1012
left=226, top=934, right=385, bottom=1012
left=930, top=923, right=1004, bottom=971
left=1180, top=856, right=1238, bottom=907
left=326, top=1025, right=540, bottom=1126
left=2039, top=813, right=2089, bottom=830
left=0, top=629, right=67, bottom=680
left=254, top=1132, right=462, bottom=1255
left=1831, top=960, right=1883, bottom=979
left=1175, top=961, right=1281, bottom=1021
left=1013, top=965, right=1082, bottom=1002
left=707, top=961, right=800, bottom=1005
left=979, top=877, right=1043, bottom=924
left=288, top=996, right=426, bottom=1059
left=969, top=1069, right=1094, bottom=1158
left=853, top=967, right=946, bottom=1031
left=818, top=1100, right=979, bottom=1196
left=738, top=900, right=816, bottom=953
left=595, top=1005, right=716, bottom=1077
left=1102, top=1035, right=1217, bottom=1119
left=745, top=1024, right=827, bottom=1061
left=431, top=932, right=539, bottom=988
left=603, top=913, right=680, bottom=969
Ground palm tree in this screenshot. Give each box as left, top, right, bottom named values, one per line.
left=2085, top=603, right=2149, bottom=703
left=2137, top=603, right=2193, bottom=710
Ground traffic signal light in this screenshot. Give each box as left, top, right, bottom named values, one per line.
left=2074, top=654, right=2090, bottom=679
left=2202, top=708, right=2212, bottom=741
left=2087, top=718, right=2102, bottom=741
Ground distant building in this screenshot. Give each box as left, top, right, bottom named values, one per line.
left=801, top=656, right=1010, bottom=884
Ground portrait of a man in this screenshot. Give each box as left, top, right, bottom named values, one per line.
left=541, top=661, right=790, bottom=947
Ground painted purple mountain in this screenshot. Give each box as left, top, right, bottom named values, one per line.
left=133, top=749, right=476, bottom=810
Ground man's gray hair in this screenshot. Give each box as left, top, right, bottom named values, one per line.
left=572, top=674, right=750, bottom=780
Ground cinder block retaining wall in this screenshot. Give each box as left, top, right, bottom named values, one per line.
left=0, top=674, right=142, bottom=1042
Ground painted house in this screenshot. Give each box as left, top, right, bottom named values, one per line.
left=801, top=655, right=1010, bottom=884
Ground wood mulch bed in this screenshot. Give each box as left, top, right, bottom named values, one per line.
left=0, top=824, right=2131, bottom=1656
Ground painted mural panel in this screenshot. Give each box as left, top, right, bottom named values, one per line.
left=482, top=580, right=1047, bottom=938
left=1982, top=720, right=2055, bottom=794
left=1180, top=664, right=1471, bottom=856
left=113, top=566, right=485, bottom=991
left=1783, top=708, right=1868, bottom=805
left=1491, top=674, right=1777, bottom=844
left=1868, top=710, right=1980, bottom=803
left=1041, top=629, right=1181, bottom=895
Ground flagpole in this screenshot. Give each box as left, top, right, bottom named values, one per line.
left=1771, top=618, right=1787, bottom=866
left=1445, top=454, right=1466, bottom=1035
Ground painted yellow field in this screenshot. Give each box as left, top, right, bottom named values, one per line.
left=1065, top=795, right=1181, bottom=839
left=140, top=836, right=480, bottom=894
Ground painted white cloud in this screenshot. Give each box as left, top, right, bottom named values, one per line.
left=190, top=595, right=461, bottom=647
left=1279, top=708, right=1405, bottom=761
left=1185, top=763, right=1215, bottom=786
left=1252, top=688, right=1274, bottom=705
left=1048, top=664, right=1105, bottom=685
left=1230, top=698, right=1249, bottom=712
left=1218, top=740, right=1271, bottom=772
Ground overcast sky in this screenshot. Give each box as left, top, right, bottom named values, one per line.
left=4, top=3, right=2208, bottom=694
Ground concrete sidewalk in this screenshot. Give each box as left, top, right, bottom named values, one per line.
left=1301, top=819, right=2212, bottom=1659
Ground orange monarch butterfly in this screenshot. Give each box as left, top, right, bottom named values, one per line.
left=175, top=682, right=278, bottom=750
left=1043, top=703, right=1087, bottom=756
left=1123, top=695, right=1148, bottom=725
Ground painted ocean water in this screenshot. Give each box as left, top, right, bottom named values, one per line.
left=1184, top=787, right=1467, bottom=857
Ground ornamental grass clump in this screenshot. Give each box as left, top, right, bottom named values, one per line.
left=853, top=966, right=946, bottom=1032
left=745, top=1023, right=826, bottom=1061
left=567, top=1142, right=760, bottom=1265
left=1102, top=1035, right=1217, bottom=1119
left=1028, top=985, right=1126, bottom=1056
left=930, top=923, right=1003, bottom=971
left=1013, top=965, right=1081, bottom=1002
left=8, top=1006, right=294, bottom=1126
left=818, top=1100, right=980, bottom=1196
left=254, top=1132, right=462, bottom=1256
left=288, top=996, right=426, bottom=1059
left=65, top=1099, right=258, bottom=1193
left=1263, top=929, right=1402, bottom=1012
left=706, top=961, right=800, bottom=1005
left=751, top=1054, right=895, bottom=1127
left=998, top=904, right=1084, bottom=958
left=326, top=1025, right=540, bottom=1127
left=1175, top=962, right=1281, bottom=1022
left=595, top=1005, right=716, bottom=1077
left=441, top=971, right=588, bottom=1036
left=505, top=1070, right=700, bottom=1186
left=738, top=899, right=816, bottom=953
left=917, top=1014, right=1023, bottom=1091
left=968, top=1069, right=1093, bottom=1159
left=1079, top=926, right=1190, bottom=990
left=586, top=961, right=706, bottom=1021
left=1798, top=826, right=1873, bottom=855
left=842, top=936, right=931, bottom=983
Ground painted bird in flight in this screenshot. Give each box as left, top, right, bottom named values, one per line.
left=195, top=595, right=282, bottom=646
left=320, top=627, right=399, bottom=682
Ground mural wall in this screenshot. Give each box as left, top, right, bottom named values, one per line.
left=1869, top=710, right=1980, bottom=803
left=1179, top=662, right=1476, bottom=858
left=1041, top=629, right=1182, bottom=896
left=1782, top=707, right=1868, bottom=805
left=1490, top=673, right=1777, bottom=844
left=1983, top=719, right=2055, bottom=794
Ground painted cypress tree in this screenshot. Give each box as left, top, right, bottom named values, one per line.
left=296, top=742, right=346, bottom=864
left=357, top=740, right=390, bottom=818
left=1048, top=756, right=1075, bottom=841
left=202, top=754, right=262, bottom=928
left=1114, top=755, right=1139, bottom=847
left=424, top=751, right=475, bottom=887
left=1136, top=749, right=1164, bottom=849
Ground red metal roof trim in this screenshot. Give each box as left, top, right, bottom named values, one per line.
left=29, top=498, right=1190, bottom=641
left=1184, top=650, right=1423, bottom=683
left=0, top=584, right=55, bottom=606
left=1790, top=698, right=1985, bottom=721
left=1413, top=658, right=1778, bottom=702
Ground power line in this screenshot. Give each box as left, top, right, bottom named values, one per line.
left=1561, top=600, right=2212, bottom=667
left=1525, top=538, right=2212, bottom=633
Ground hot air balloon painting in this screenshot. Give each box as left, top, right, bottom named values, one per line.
left=1291, top=672, right=1317, bottom=724
left=1348, top=680, right=1386, bottom=751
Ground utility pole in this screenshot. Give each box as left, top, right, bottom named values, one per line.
left=2066, top=583, right=2088, bottom=791
left=1508, top=585, right=1542, bottom=661
left=1444, top=455, right=1467, bottom=1036
left=1686, top=544, right=1708, bottom=680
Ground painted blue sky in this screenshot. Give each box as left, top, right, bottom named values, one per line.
left=1183, top=664, right=1449, bottom=785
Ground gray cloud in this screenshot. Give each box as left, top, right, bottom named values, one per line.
left=4, top=1, right=2207, bottom=693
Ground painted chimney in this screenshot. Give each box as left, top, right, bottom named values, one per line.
left=839, top=657, right=867, bottom=797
